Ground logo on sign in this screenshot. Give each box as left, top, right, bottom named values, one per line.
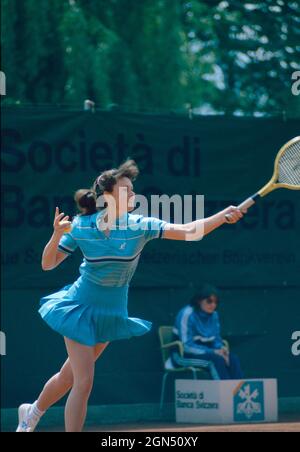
left=233, top=381, right=264, bottom=422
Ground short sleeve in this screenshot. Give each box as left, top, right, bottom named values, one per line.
left=58, top=232, right=78, bottom=255
left=140, top=216, right=168, bottom=242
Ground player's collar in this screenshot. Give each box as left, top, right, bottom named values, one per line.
left=96, top=209, right=128, bottom=229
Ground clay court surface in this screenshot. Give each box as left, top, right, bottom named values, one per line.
left=40, top=415, right=300, bottom=432
left=90, top=421, right=300, bottom=433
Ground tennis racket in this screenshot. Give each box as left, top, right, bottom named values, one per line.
left=226, top=136, right=300, bottom=222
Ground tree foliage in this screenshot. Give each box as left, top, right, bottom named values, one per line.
left=1, top=0, right=299, bottom=116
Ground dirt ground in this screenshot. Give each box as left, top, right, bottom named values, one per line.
left=41, top=415, right=300, bottom=432
left=87, top=422, right=299, bottom=433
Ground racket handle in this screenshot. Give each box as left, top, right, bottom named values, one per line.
left=225, top=193, right=260, bottom=222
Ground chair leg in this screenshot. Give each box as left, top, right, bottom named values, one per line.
left=191, top=368, right=197, bottom=380
left=159, top=372, right=169, bottom=416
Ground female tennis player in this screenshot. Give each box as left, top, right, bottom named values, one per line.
left=16, top=160, right=245, bottom=432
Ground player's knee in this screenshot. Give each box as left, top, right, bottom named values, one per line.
left=74, top=374, right=94, bottom=396
left=57, top=371, right=73, bottom=389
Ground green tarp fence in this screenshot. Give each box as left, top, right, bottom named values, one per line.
left=1, top=108, right=300, bottom=407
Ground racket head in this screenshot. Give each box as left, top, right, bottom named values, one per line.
left=258, top=136, right=300, bottom=196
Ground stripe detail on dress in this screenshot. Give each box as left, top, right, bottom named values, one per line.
left=58, top=244, right=75, bottom=255
left=84, top=252, right=141, bottom=263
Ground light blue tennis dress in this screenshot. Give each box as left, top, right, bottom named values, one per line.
left=39, top=210, right=168, bottom=346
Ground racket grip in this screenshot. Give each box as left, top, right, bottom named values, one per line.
left=238, top=196, right=259, bottom=211
left=225, top=193, right=260, bottom=222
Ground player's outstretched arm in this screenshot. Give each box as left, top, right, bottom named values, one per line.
left=163, top=206, right=245, bottom=241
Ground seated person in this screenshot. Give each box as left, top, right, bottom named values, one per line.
left=172, top=284, right=243, bottom=380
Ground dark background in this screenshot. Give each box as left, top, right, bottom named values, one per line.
left=1, top=109, right=299, bottom=407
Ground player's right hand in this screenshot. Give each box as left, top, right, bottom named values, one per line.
left=224, top=205, right=246, bottom=224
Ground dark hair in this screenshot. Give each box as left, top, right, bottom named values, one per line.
left=190, top=284, right=220, bottom=307
left=92, top=159, right=139, bottom=199
left=74, top=189, right=97, bottom=215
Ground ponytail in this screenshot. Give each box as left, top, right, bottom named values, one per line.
left=74, top=189, right=97, bottom=215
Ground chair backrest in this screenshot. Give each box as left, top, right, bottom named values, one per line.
left=158, top=325, right=175, bottom=365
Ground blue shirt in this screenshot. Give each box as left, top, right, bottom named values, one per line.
left=58, top=209, right=168, bottom=287
left=174, top=305, right=223, bottom=355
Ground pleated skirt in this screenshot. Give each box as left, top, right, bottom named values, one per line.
left=38, top=276, right=152, bottom=346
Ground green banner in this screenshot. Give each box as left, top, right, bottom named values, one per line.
left=1, top=108, right=300, bottom=408
left=2, top=108, right=300, bottom=290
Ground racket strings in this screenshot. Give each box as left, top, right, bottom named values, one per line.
left=277, top=141, right=300, bottom=186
